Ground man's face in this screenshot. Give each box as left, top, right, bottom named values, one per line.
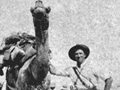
left=75, top=49, right=86, bottom=64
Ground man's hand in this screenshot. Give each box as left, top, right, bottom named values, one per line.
left=104, top=77, right=113, bottom=90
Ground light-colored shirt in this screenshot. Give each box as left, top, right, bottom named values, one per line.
left=55, top=61, right=111, bottom=90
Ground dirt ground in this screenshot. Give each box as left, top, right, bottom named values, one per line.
left=0, top=0, right=120, bottom=90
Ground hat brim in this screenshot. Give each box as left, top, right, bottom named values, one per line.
left=68, top=44, right=90, bottom=61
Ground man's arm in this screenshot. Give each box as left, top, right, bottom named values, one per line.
left=49, top=62, right=70, bottom=77
left=104, top=77, right=113, bottom=90
left=93, top=70, right=113, bottom=90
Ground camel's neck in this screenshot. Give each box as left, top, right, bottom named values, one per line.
left=30, top=0, right=51, bottom=82
left=29, top=18, right=50, bottom=82
left=35, top=27, right=49, bottom=56
left=33, top=18, right=49, bottom=64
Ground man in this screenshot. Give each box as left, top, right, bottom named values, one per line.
left=50, top=44, right=113, bottom=90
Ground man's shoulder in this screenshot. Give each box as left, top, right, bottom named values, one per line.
left=93, top=67, right=112, bottom=81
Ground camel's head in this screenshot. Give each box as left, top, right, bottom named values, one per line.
left=30, top=0, right=51, bottom=20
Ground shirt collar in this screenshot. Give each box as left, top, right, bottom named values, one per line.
left=76, top=60, right=88, bottom=71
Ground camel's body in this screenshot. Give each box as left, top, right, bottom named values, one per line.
left=5, top=0, right=51, bottom=90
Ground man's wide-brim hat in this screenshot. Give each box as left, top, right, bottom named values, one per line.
left=68, top=44, right=90, bottom=61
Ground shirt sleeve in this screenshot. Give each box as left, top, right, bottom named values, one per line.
left=92, top=67, right=111, bottom=81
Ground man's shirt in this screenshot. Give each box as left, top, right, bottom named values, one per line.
left=51, top=61, right=111, bottom=90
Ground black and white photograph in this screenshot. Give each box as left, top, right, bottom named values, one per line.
left=0, top=0, right=119, bottom=90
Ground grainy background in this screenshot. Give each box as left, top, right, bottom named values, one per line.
left=0, top=0, right=120, bottom=90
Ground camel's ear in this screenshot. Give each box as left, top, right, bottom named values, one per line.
left=46, top=6, right=51, bottom=14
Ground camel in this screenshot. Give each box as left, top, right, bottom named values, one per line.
left=5, top=0, right=51, bottom=90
